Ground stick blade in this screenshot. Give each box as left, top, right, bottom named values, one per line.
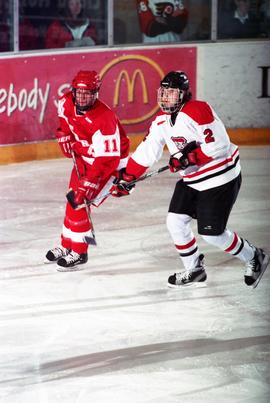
left=84, top=236, right=97, bottom=246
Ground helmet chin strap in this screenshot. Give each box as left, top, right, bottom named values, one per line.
left=179, top=90, right=185, bottom=103
left=75, top=105, right=89, bottom=114
left=170, top=101, right=186, bottom=125
left=170, top=111, right=178, bottom=125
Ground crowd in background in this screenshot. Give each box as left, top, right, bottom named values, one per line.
left=0, top=0, right=105, bottom=52
left=0, top=0, right=269, bottom=53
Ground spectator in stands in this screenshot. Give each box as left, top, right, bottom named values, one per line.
left=45, top=0, right=98, bottom=49
left=218, top=0, right=261, bottom=39
left=136, top=0, right=188, bottom=43
left=19, top=17, right=40, bottom=50
left=1, top=3, right=40, bottom=52
left=18, top=3, right=41, bottom=51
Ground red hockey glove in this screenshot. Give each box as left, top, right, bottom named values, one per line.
left=56, top=130, right=72, bottom=158
left=66, top=177, right=99, bottom=210
left=70, top=141, right=91, bottom=157
left=111, top=168, right=136, bottom=197
left=169, top=141, right=198, bottom=172
left=70, top=141, right=81, bottom=156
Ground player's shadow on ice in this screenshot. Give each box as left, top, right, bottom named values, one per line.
left=38, top=335, right=270, bottom=380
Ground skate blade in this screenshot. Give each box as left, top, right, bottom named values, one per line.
left=56, top=265, right=85, bottom=272
left=167, top=281, right=207, bottom=289
left=252, top=253, right=270, bottom=289
left=44, top=259, right=56, bottom=264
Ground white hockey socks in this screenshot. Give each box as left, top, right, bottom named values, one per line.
left=201, top=229, right=254, bottom=262
left=167, top=213, right=200, bottom=270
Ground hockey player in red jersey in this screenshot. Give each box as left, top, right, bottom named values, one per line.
left=112, top=71, right=269, bottom=288
left=45, top=70, right=129, bottom=271
left=136, top=0, right=188, bottom=43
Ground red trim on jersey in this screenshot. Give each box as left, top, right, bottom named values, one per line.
left=175, top=237, right=196, bottom=250
left=181, top=101, right=214, bottom=125
left=157, top=120, right=166, bottom=125
left=126, top=157, right=148, bottom=178
left=184, top=148, right=239, bottom=179
left=225, top=233, right=239, bottom=252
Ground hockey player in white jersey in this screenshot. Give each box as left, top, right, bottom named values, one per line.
left=112, top=71, right=269, bottom=288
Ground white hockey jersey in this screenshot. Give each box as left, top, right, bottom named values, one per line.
left=129, top=100, right=241, bottom=191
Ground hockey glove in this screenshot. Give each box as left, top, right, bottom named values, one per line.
left=66, top=177, right=99, bottom=209
left=111, top=168, right=136, bottom=197
left=56, top=129, right=72, bottom=158
left=70, top=141, right=91, bottom=157
left=169, top=141, right=198, bottom=172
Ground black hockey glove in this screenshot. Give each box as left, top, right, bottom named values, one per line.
left=169, top=141, right=198, bottom=172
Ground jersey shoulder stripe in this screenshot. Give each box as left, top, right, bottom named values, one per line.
left=181, top=100, right=214, bottom=125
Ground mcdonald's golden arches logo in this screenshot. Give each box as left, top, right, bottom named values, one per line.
left=99, top=55, right=164, bottom=125
left=114, top=69, right=148, bottom=106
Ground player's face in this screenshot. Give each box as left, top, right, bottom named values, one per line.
left=75, top=88, right=97, bottom=109
left=157, top=87, right=180, bottom=113
left=235, top=0, right=250, bottom=14
left=68, top=0, right=82, bottom=18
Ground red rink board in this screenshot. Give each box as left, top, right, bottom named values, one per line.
left=0, top=47, right=196, bottom=146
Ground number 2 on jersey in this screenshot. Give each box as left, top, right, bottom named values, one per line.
left=203, top=128, right=215, bottom=143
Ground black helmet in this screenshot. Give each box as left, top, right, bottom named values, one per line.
left=158, top=71, right=191, bottom=114
left=160, top=71, right=189, bottom=91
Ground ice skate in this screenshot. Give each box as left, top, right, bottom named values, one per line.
left=168, top=254, right=207, bottom=288
left=244, top=248, right=270, bottom=288
left=45, top=246, right=70, bottom=263
left=56, top=251, right=88, bottom=272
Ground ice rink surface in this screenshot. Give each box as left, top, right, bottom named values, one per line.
left=0, top=146, right=270, bottom=403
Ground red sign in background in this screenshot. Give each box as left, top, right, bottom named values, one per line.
left=0, top=47, right=196, bottom=146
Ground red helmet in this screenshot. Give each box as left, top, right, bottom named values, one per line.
left=72, top=71, right=101, bottom=111
left=72, top=70, right=101, bottom=91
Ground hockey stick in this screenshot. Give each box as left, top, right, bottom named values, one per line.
left=87, top=164, right=170, bottom=205
left=124, top=164, right=170, bottom=187
left=71, top=151, right=97, bottom=246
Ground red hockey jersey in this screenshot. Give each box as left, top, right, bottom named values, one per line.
left=136, top=0, right=188, bottom=43
left=58, top=92, right=130, bottom=185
